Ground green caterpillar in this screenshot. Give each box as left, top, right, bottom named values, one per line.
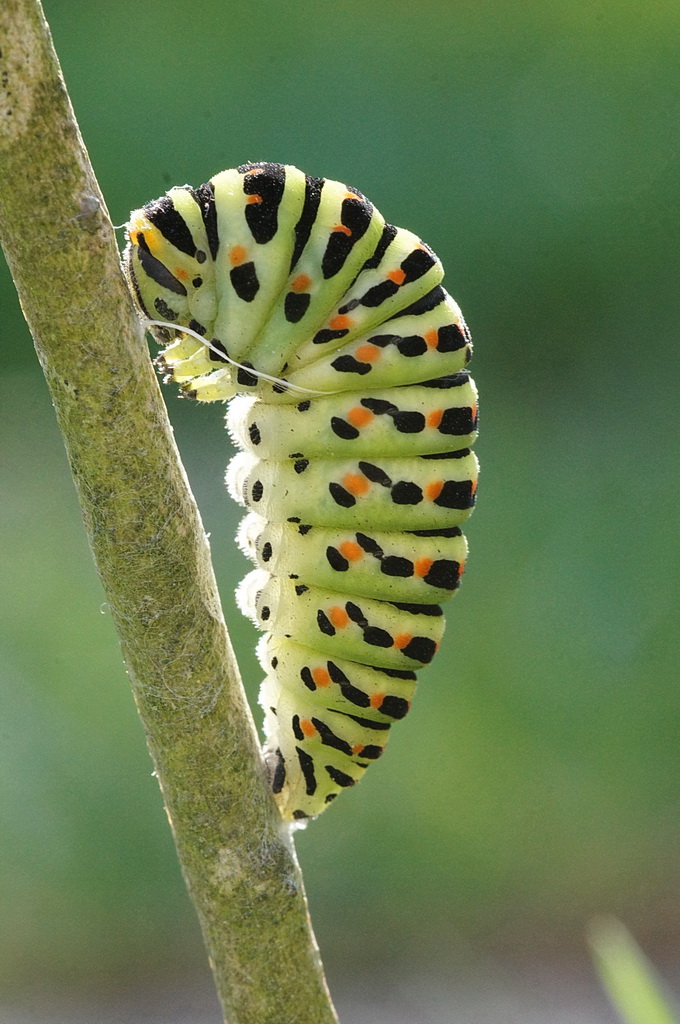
left=124, top=162, right=478, bottom=821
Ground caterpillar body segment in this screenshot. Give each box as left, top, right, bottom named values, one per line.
left=226, top=449, right=479, bottom=532
left=237, top=514, right=468, bottom=604
left=124, top=161, right=479, bottom=821
left=237, top=570, right=444, bottom=671
left=227, top=373, right=478, bottom=460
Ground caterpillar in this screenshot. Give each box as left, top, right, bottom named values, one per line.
left=124, top=162, right=478, bottom=822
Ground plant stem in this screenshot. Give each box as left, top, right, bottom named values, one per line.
left=0, top=2, right=337, bottom=1021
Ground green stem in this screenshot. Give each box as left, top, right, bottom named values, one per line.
left=0, top=3, right=337, bottom=1021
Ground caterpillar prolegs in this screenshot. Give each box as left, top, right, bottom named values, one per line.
left=124, top=162, right=479, bottom=821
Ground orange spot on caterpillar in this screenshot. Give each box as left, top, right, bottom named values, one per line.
left=175, top=267, right=190, bottom=281
left=426, top=409, right=443, bottom=429
left=246, top=194, right=263, bottom=204
left=333, top=224, right=352, bottom=236
left=369, top=692, right=385, bottom=708
left=388, top=268, right=406, bottom=285
left=329, top=314, right=352, bottom=331
left=470, top=478, right=478, bottom=496
left=394, top=634, right=413, bottom=650
left=329, top=606, right=349, bottom=628
left=354, top=343, right=380, bottom=363
left=470, top=403, right=478, bottom=422
left=300, top=718, right=317, bottom=738
left=424, top=329, right=439, bottom=348
left=137, top=228, right=161, bottom=256
left=344, top=191, right=360, bottom=201
left=352, top=744, right=364, bottom=755
left=342, top=473, right=370, bottom=497
left=347, top=406, right=374, bottom=428
left=230, top=245, right=247, bottom=266
left=414, top=557, right=434, bottom=578
left=425, top=480, right=444, bottom=501
left=291, top=273, right=311, bottom=293
left=312, top=667, right=331, bottom=687
left=458, top=561, right=466, bottom=576
left=339, top=540, right=363, bottom=561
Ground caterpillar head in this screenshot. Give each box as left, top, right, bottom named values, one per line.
left=124, top=187, right=219, bottom=334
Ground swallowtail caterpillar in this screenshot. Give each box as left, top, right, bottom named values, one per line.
left=124, top=162, right=478, bottom=821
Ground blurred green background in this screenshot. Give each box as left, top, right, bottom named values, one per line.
left=2, top=0, right=679, bottom=1017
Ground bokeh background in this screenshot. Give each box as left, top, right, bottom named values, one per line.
left=2, top=1, right=679, bottom=1020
